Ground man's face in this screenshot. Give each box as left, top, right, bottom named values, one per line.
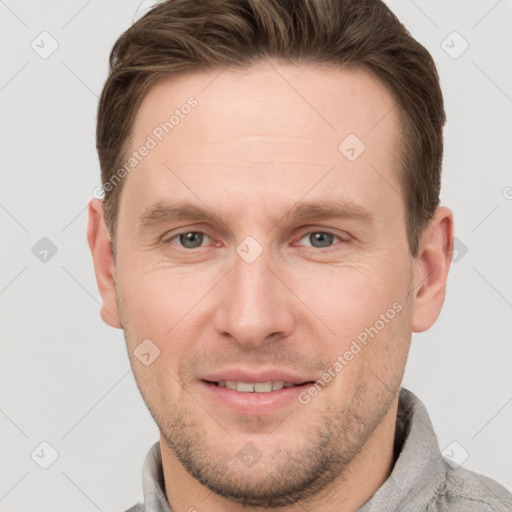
left=111, top=63, right=416, bottom=506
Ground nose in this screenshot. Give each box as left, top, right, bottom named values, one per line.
left=213, top=247, right=296, bottom=348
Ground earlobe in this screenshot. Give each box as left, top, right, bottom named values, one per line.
left=87, top=198, right=123, bottom=329
left=411, top=206, right=454, bottom=333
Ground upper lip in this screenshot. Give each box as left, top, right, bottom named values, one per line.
left=201, top=369, right=316, bottom=385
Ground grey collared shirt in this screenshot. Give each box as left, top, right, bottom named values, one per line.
left=126, top=388, right=512, bottom=511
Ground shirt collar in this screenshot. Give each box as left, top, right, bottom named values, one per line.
left=138, top=387, right=446, bottom=512
left=140, top=439, right=172, bottom=512
left=358, top=387, right=447, bottom=511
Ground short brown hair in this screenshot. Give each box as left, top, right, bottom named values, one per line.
left=96, top=0, right=445, bottom=257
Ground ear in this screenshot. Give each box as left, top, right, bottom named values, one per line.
left=87, top=198, right=122, bottom=329
left=411, top=206, right=454, bottom=332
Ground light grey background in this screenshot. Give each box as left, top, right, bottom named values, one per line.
left=1, top=1, right=511, bottom=511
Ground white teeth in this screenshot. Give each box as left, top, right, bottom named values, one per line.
left=237, top=382, right=255, bottom=393
left=217, top=380, right=296, bottom=392
left=254, top=382, right=272, bottom=392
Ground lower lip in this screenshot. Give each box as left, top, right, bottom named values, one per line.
left=200, top=381, right=313, bottom=415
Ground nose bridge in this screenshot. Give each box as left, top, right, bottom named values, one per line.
left=214, top=244, right=294, bottom=346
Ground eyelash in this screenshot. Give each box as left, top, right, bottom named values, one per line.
left=163, top=229, right=347, bottom=250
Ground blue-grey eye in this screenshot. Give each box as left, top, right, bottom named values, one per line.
left=178, top=232, right=205, bottom=249
left=300, top=232, right=339, bottom=248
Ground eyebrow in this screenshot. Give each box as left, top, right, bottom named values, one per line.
left=138, top=203, right=228, bottom=231
left=282, top=201, right=374, bottom=224
left=137, top=200, right=374, bottom=233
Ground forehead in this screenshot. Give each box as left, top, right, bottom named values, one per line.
left=132, top=62, right=399, bottom=151
left=119, top=62, right=403, bottom=226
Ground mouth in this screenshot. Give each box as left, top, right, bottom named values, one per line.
left=202, top=380, right=314, bottom=393
left=199, top=378, right=317, bottom=415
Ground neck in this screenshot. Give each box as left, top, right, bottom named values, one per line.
left=160, top=397, right=399, bottom=512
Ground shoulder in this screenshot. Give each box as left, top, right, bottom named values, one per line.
left=431, top=461, right=512, bottom=511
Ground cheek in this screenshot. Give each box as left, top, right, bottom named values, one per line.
left=290, top=256, right=409, bottom=341
left=118, top=271, right=195, bottom=402
left=116, top=260, right=210, bottom=342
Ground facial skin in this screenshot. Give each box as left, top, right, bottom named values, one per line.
left=88, top=62, right=453, bottom=512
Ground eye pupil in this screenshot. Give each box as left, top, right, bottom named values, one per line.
left=180, top=232, right=203, bottom=248
left=310, top=232, right=334, bottom=248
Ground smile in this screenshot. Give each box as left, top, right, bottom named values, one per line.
left=212, top=380, right=305, bottom=392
